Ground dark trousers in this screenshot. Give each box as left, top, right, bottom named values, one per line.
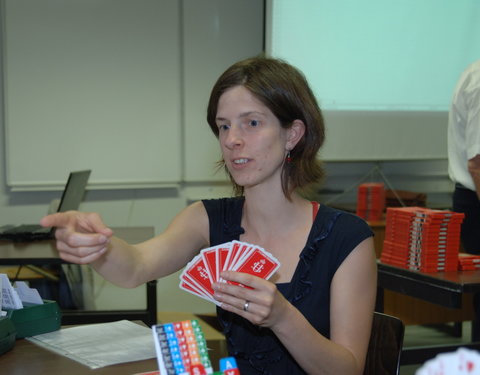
left=453, top=184, right=480, bottom=338
left=453, top=184, right=480, bottom=254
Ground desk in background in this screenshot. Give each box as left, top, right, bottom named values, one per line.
left=0, top=227, right=157, bottom=326
left=377, top=262, right=480, bottom=365
left=369, top=221, right=474, bottom=328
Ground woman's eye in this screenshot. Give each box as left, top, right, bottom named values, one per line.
left=249, top=119, right=259, bottom=127
left=218, top=124, right=229, bottom=131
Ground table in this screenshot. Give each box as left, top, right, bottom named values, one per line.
left=376, top=262, right=480, bottom=365
left=0, top=227, right=157, bottom=327
left=0, top=313, right=227, bottom=375
left=0, top=337, right=159, bottom=375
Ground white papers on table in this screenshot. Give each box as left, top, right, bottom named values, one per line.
left=0, top=273, right=23, bottom=309
left=15, top=281, right=43, bottom=305
left=1, top=274, right=44, bottom=310
left=27, top=320, right=156, bottom=369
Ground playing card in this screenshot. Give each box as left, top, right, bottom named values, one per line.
left=181, top=256, right=215, bottom=296
left=231, top=241, right=257, bottom=269
left=201, top=245, right=220, bottom=284
left=436, top=351, right=462, bottom=374
left=457, top=348, right=480, bottom=374
left=223, top=241, right=251, bottom=273
left=414, top=348, right=480, bottom=375
left=179, top=279, right=217, bottom=305
left=232, top=246, right=280, bottom=280
left=179, top=274, right=216, bottom=304
left=218, top=245, right=230, bottom=277
left=179, top=241, right=281, bottom=304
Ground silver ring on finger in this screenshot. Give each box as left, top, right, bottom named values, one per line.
left=243, top=300, right=250, bottom=312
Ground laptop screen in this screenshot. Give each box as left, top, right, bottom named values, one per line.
left=57, top=170, right=91, bottom=212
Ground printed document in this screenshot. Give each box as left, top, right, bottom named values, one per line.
left=27, top=320, right=156, bottom=369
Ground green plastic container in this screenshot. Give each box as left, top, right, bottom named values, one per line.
left=5, top=300, right=61, bottom=338
left=0, top=317, right=16, bottom=355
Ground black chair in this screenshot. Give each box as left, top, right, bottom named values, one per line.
left=363, top=312, right=405, bottom=375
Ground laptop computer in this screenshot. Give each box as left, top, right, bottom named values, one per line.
left=0, top=170, right=91, bottom=242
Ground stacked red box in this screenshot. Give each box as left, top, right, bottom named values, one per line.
left=380, top=207, right=464, bottom=272
left=356, top=183, right=385, bottom=221
left=458, top=253, right=480, bottom=271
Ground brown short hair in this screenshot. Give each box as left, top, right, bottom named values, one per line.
left=207, top=56, right=325, bottom=199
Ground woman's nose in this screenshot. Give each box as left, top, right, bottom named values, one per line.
left=224, top=125, right=244, bottom=149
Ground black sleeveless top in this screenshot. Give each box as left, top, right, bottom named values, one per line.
left=202, top=197, right=373, bottom=375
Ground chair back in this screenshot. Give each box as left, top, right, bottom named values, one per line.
left=363, top=312, right=405, bottom=375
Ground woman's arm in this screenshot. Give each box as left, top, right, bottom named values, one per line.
left=40, top=201, right=210, bottom=288
left=213, top=237, right=377, bottom=375
left=275, top=237, right=377, bottom=374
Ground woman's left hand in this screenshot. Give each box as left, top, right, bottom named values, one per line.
left=212, top=270, right=290, bottom=328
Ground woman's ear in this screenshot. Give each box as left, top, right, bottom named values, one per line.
left=286, top=119, right=306, bottom=150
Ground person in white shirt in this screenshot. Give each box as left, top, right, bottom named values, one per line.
left=448, top=59, right=480, bottom=340
left=448, top=59, right=480, bottom=254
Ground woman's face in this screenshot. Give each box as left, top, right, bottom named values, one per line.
left=215, top=85, right=290, bottom=191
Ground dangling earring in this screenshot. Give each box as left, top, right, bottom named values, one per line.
left=286, top=150, right=292, bottom=163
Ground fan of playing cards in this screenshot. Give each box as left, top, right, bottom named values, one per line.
left=416, top=348, right=480, bottom=375
left=179, top=240, right=281, bottom=305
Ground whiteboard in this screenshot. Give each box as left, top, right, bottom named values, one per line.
left=3, top=0, right=265, bottom=189
left=266, top=0, right=480, bottom=161
left=4, top=0, right=182, bottom=189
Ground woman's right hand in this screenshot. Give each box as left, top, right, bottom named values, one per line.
left=40, top=211, right=114, bottom=264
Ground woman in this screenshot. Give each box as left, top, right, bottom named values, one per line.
left=41, top=57, right=377, bottom=374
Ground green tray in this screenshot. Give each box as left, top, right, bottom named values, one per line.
left=5, top=300, right=61, bottom=338
left=0, top=317, right=16, bottom=355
